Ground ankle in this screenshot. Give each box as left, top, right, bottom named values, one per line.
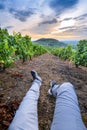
left=51, top=84, right=60, bottom=97
left=34, top=79, right=42, bottom=86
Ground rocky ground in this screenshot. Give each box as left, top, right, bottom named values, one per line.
left=0, top=53, right=87, bottom=130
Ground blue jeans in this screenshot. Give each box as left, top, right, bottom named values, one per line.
left=51, top=82, right=87, bottom=130
left=8, top=81, right=87, bottom=130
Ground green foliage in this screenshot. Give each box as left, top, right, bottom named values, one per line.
left=0, top=39, right=15, bottom=68
left=51, top=40, right=87, bottom=67
left=0, top=28, right=9, bottom=42
left=74, top=40, right=87, bottom=67
left=13, top=32, right=33, bottom=62
left=0, top=28, right=48, bottom=70
left=0, top=28, right=15, bottom=69
left=51, top=45, right=75, bottom=60
left=32, top=44, right=48, bottom=56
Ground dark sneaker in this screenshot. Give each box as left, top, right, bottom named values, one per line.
left=48, top=80, right=60, bottom=97
left=31, top=70, right=42, bottom=82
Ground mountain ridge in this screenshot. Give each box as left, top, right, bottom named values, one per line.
left=33, top=38, right=66, bottom=47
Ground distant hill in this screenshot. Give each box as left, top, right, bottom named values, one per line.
left=33, top=38, right=66, bottom=47
left=60, top=40, right=79, bottom=49
left=60, top=40, right=79, bottom=45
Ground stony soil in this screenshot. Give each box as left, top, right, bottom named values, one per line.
left=0, top=53, right=87, bottom=130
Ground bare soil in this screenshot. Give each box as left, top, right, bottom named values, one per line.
left=0, top=53, right=87, bottom=130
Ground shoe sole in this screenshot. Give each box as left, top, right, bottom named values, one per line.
left=48, top=89, right=52, bottom=95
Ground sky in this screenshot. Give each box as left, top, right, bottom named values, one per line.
left=0, top=0, right=87, bottom=40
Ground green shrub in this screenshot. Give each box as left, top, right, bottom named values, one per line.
left=74, top=40, right=87, bottom=67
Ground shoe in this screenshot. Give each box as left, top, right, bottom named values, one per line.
left=48, top=80, right=60, bottom=97
left=31, top=70, right=42, bottom=82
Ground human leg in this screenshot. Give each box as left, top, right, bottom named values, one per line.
left=49, top=82, right=87, bottom=130
left=8, top=70, right=42, bottom=130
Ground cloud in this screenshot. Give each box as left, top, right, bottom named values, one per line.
left=0, top=3, right=5, bottom=10
left=82, top=27, right=87, bottom=31
left=31, top=25, right=50, bottom=35
left=30, top=21, right=56, bottom=35
left=59, top=24, right=87, bottom=35
left=74, top=13, right=87, bottom=20
left=49, top=0, right=79, bottom=15
left=0, top=0, right=11, bottom=10
left=63, top=18, right=73, bottom=21
left=39, top=18, right=57, bottom=26
left=9, top=8, right=35, bottom=22
left=0, top=4, right=4, bottom=10
left=59, top=26, right=75, bottom=30
left=5, top=26, right=14, bottom=29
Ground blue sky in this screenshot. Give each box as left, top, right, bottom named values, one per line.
left=0, top=0, right=87, bottom=40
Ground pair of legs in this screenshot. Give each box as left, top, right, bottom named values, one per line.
left=9, top=71, right=87, bottom=130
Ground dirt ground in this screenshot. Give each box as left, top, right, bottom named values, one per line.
left=0, top=53, right=87, bottom=130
